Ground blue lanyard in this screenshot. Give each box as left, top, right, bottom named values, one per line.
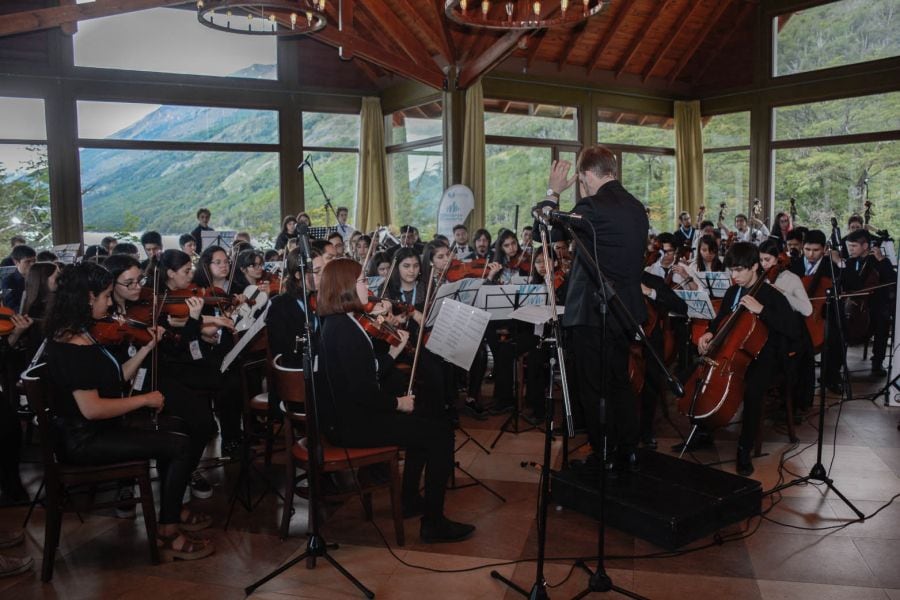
left=731, top=288, right=744, bottom=312
left=401, top=287, right=417, bottom=306
left=83, top=330, right=125, bottom=388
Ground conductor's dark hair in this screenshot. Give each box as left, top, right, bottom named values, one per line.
left=45, top=262, right=112, bottom=338
left=724, top=242, right=761, bottom=271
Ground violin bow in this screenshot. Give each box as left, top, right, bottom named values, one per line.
left=406, top=258, right=441, bottom=397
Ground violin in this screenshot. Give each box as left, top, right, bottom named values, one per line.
left=127, top=285, right=234, bottom=322
left=507, top=249, right=532, bottom=274
left=445, top=258, right=489, bottom=282
left=0, top=306, right=18, bottom=336
left=89, top=316, right=158, bottom=346
left=232, top=284, right=269, bottom=333
left=355, top=312, right=405, bottom=347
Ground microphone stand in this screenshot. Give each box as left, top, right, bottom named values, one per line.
left=302, top=158, right=341, bottom=228
left=764, top=240, right=864, bottom=519
left=245, top=227, right=374, bottom=598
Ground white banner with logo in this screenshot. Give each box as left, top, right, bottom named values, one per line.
left=436, top=185, right=475, bottom=239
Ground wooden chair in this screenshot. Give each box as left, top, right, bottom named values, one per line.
left=273, top=355, right=404, bottom=546
left=21, top=364, right=159, bottom=582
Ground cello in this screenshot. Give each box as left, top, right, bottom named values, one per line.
left=801, top=264, right=832, bottom=354
left=677, top=258, right=788, bottom=429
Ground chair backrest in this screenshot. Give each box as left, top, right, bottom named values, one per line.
left=272, top=353, right=307, bottom=411
left=20, top=363, right=60, bottom=470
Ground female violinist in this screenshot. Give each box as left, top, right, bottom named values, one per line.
left=315, top=258, right=474, bottom=543
left=104, top=254, right=217, bottom=500
left=366, top=251, right=391, bottom=279
left=233, top=248, right=270, bottom=296
left=772, top=211, right=793, bottom=251
left=678, top=235, right=726, bottom=293
left=353, top=235, right=371, bottom=265
left=266, top=247, right=326, bottom=364
left=694, top=243, right=799, bottom=475
left=43, top=262, right=214, bottom=560
left=488, top=230, right=527, bottom=284
left=193, top=246, right=233, bottom=294
left=274, top=215, right=299, bottom=253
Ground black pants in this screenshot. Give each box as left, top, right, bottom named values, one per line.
left=739, top=348, right=778, bottom=451
left=870, top=296, right=891, bottom=365
left=0, top=381, right=22, bottom=495
left=329, top=414, right=454, bottom=522
left=62, top=414, right=193, bottom=524
left=569, top=325, right=638, bottom=454
left=168, top=361, right=243, bottom=445
left=157, top=376, right=215, bottom=471
left=639, top=331, right=666, bottom=438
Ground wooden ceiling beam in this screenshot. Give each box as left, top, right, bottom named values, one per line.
left=615, top=0, right=672, bottom=79
left=458, top=29, right=528, bottom=88
left=433, top=0, right=458, bottom=65
left=668, top=0, right=733, bottom=84
left=587, top=0, right=638, bottom=75
left=314, top=26, right=445, bottom=89
left=525, top=28, right=549, bottom=69
left=386, top=0, right=451, bottom=66
left=0, top=0, right=185, bottom=38
left=641, top=0, right=705, bottom=82
left=353, top=58, right=382, bottom=85
left=692, top=2, right=755, bottom=83
left=358, top=1, right=438, bottom=69
left=557, top=21, right=589, bottom=71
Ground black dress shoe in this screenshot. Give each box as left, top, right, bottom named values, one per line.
left=420, top=517, right=475, bottom=543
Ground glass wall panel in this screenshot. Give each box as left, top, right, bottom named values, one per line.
left=485, top=144, right=552, bottom=232
left=485, top=101, right=577, bottom=140
left=79, top=148, right=280, bottom=246
left=597, top=110, right=674, bottom=148
left=302, top=112, right=361, bottom=149
left=74, top=7, right=277, bottom=79
left=0, top=97, right=46, bottom=139
left=389, top=145, right=443, bottom=239
left=78, top=101, right=278, bottom=144
left=773, top=140, right=900, bottom=242
left=389, top=103, right=443, bottom=145
left=702, top=112, right=751, bottom=222
left=774, top=0, right=899, bottom=77
left=0, top=144, right=51, bottom=248
left=620, top=152, right=676, bottom=234
left=773, top=92, right=900, bottom=141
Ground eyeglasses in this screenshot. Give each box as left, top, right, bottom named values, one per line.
left=210, top=260, right=229, bottom=266
left=117, top=278, right=143, bottom=288
left=249, top=263, right=264, bottom=268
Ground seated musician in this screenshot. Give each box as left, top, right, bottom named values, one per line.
left=366, top=251, right=391, bottom=280
left=488, top=230, right=529, bottom=284
left=353, top=235, right=371, bottom=265
left=695, top=242, right=799, bottom=476
left=679, top=235, right=726, bottom=292
left=758, top=240, right=814, bottom=416
left=327, top=232, right=346, bottom=258
left=842, top=229, right=895, bottom=376
left=315, top=258, right=475, bottom=543
left=1, top=244, right=36, bottom=310
left=233, top=248, right=271, bottom=297
left=274, top=215, right=299, bottom=253
left=645, top=232, right=688, bottom=288
left=451, top=224, right=474, bottom=260
left=472, top=228, right=493, bottom=260
left=801, top=230, right=844, bottom=394
left=193, top=246, right=234, bottom=294
left=44, top=262, right=214, bottom=561
left=266, top=247, right=325, bottom=365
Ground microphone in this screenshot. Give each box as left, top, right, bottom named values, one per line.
left=296, top=223, right=313, bottom=266
left=297, top=154, right=313, bottom=172
left=545, top=208, right=583, bottom=221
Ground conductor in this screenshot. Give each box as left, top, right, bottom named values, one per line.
left=541, top=146, right=648, bottom=473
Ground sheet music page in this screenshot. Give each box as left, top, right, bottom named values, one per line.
left=424, top=279, right=483, bottom=328
left=52, top=243, right=82, bottom=265
left=474, top=284, right=548, bottom=321
left=220, top=303, right=269, bottom=373
left=201, top=230, right=236, bottom=252
left=882, top=240, right=897, bottom=266
left=425, top=299, right=491, bottom=371
left=674, top=289, right=716, bottom=320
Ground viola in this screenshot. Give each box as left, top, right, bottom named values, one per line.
left=355, top=313, right=404, bottom=347
left=89, top=316, right=157, bottom=346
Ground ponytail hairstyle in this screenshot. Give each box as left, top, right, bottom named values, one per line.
left=44, top=262, right=112, bottom=338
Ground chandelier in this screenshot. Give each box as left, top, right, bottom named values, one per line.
left=444, top=0, right=609, bottom=30
left=196, top=0, right=327, bottom=36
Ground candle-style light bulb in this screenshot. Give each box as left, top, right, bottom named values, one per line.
left=196, top=0, right=204, bottom=9
left=290, top=12, right=297, bottom=29
left=533, top=1, right=541, bottom=16
left=561, top=0, right=569, bottom=13
left=481, top=0, right=490, bottom=16
left=306, top=10, right=313, bottom=24
left=460, top=0, right=468, bottom=10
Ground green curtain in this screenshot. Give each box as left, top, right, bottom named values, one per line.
left=674, top=100, right=705, bottom=224
left=356, top=96, right=391, bottom=232
left=461, top=80, right=485, bottom=231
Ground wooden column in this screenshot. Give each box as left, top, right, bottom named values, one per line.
left=442, top=67, right=464, bottom=189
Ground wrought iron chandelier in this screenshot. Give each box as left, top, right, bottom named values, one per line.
left=444, top=0, right=609, bottom=31
left=196, top=0, right=327, bottom=36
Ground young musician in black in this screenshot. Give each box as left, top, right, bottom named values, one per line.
left=315, top=258, right=475, bottom=543
left=695, top=243, right=799, bottom=476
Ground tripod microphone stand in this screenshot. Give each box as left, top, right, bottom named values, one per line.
left=245, top=227, right=374, bottom=598
left=764, top=243, right=864, bottom=519
left=300, top=155, right=342, bottom=229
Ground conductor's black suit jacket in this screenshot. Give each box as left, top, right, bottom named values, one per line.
left=560, top=180, right=649, bottom=334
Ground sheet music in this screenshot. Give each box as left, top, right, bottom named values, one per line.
left=882, top=240, right=897, bottom=267
left=220, top=303, right=269, bottom=373
left=692, top=270, right=731, bottom=298
left=474, top=284, right=549, bottom=321
left=424, top=279, right=484, bottom=328
left=52, top=243, right=81, bottom=264
left=425, top=298, right=491, bottom=371
left=674, top=289, right=716, bottom=320
left=201, top=230, right=236, bottom=252
left=366, top=276, right=385, bottom=295
left=308, top=226, right=338, bottom=240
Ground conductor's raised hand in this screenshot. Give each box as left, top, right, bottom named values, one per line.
left=548, top=160, right=578, bottom=195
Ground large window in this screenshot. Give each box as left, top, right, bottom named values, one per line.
left=386, top=102, right=443, bottom=238
left=0, top=97, right=50, bottom=248
left=702, top=112, right=751, bottom=226
left=772, top=92, right=900, bottom=239
left=597, top=109, right=675, bottom=234
left=74, top=7, right=277, bottom=79
left=774, top=0, right=899, bottom=78
left=486, top=100, right=579, bottom=234
left=301, top=112, right=360, bottom=227
left=77, top=101, right=281, bottom=247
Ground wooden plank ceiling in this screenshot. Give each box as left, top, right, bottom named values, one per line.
left=0, top=0, right=759, bottom=99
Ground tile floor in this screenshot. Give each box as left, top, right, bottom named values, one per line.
left=1, top=346, right=897, bottom=599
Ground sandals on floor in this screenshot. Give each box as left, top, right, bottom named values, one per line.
left=179, top=510, right=213, bottom=532
left=157, top=532, right=215, bottom=562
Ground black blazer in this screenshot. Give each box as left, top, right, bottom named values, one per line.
left=266, top=293, right=309, bottom=364
left=708, top=280, right=800, bottom=359
left=561, top=180, right=648, bottom=332
left=316, top=313, right=398, bottom=437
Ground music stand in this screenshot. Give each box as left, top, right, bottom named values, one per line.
left=471, top=284, right=550, bottom=449
left=308, top=226, right=338, bottom=241
left=201, top=230, right=236, bottom=253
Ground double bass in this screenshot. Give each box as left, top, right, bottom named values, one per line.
left=678, top=258, right=787, bottom=429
